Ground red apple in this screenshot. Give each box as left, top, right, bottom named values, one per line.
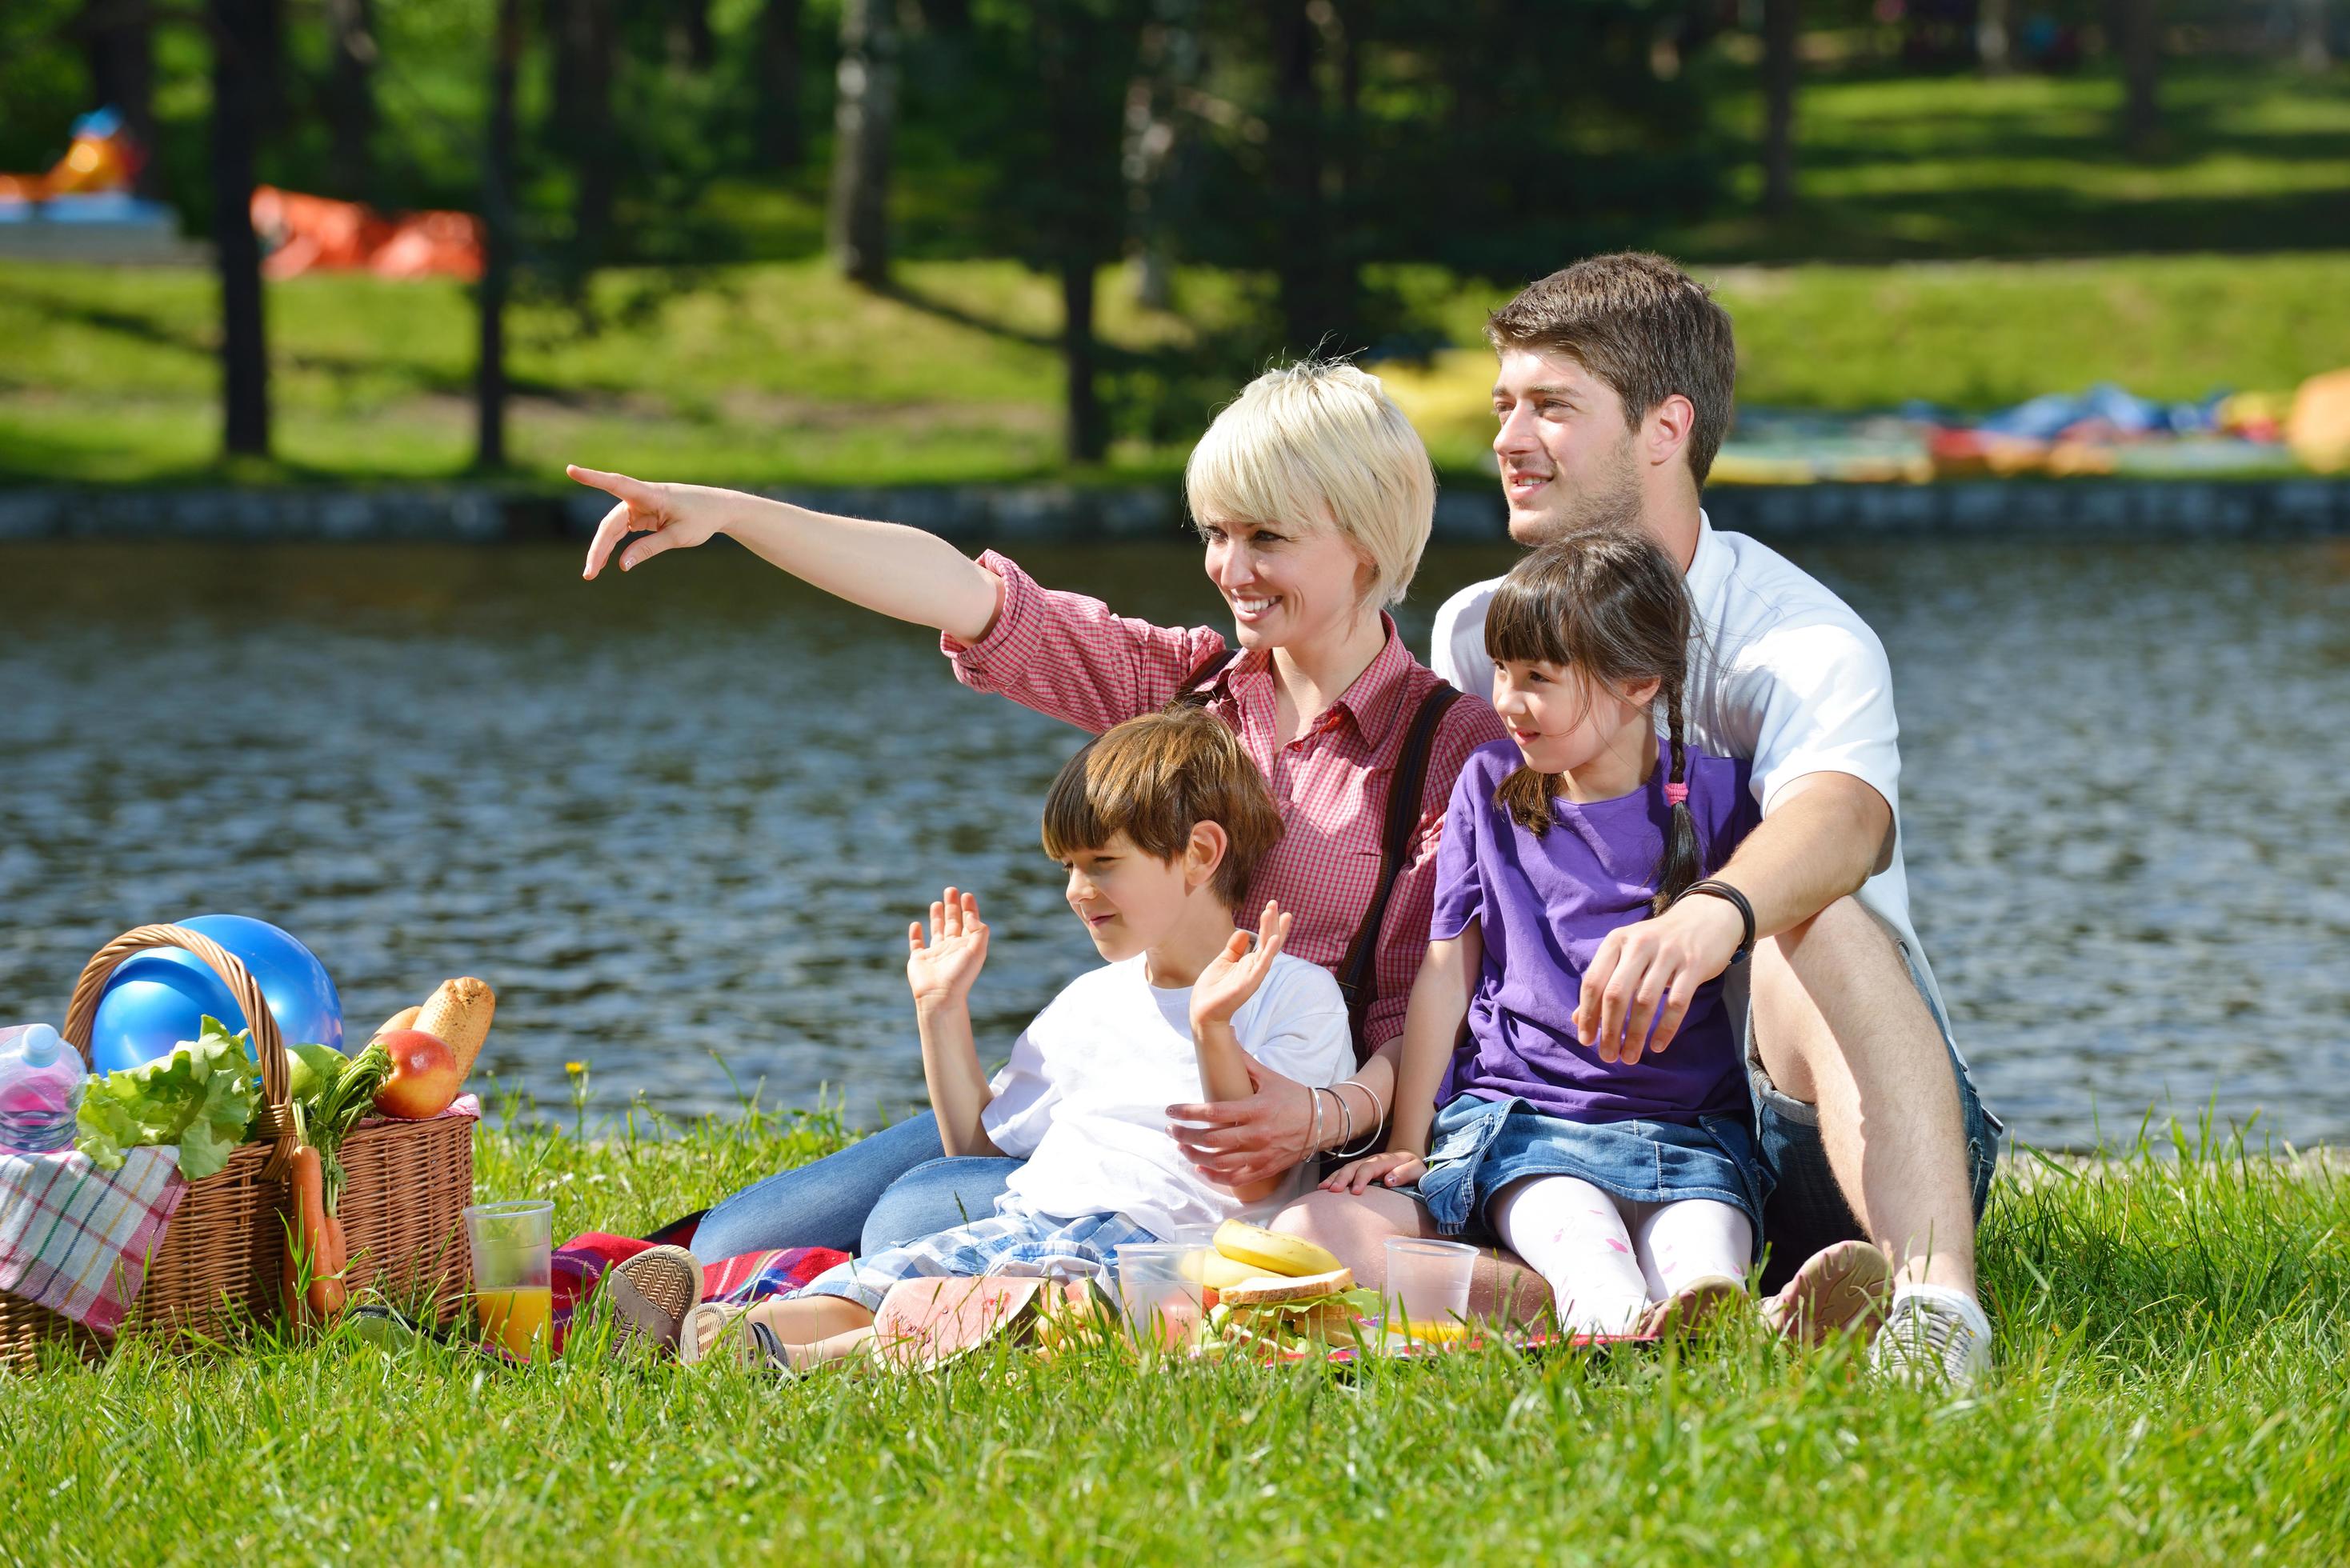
left=371, top=1029, right=462, bottom=1119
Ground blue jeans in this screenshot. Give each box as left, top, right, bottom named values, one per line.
left=689, top=1109, right=1025, bottom=1260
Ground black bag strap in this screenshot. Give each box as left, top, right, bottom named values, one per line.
left=1167, top=645, right=1239, bottom=710
left=1335, top=682, right=1462, bottom=1054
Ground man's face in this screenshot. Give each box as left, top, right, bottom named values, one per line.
left=1491, top=347, right=1643, bottom=545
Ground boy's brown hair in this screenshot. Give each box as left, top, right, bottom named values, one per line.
left=1485, top=252, right=1736, bottom=487
left=1040, top=706, right=1283, bottom=910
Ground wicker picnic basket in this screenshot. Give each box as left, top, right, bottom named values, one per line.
left=0, top=924, right=474, bottom=1370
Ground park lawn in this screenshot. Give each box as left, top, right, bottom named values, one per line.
left=2, top=1106, right=2346, bottom=1564
left=1684, top=57, right=2350, bottom=261
left=6, top=249, right=2348, bottom=486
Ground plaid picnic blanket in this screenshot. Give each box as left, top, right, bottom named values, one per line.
left=0, top=1145, right=186, bottom=1336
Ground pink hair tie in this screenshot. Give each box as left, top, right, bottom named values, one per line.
left=1663, top=782, right=1689, bottom=807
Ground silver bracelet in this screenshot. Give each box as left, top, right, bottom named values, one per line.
left=1306, top=1081, right=1323, bottom=1166
left=1324, top=1086, right=1355, bottom=1154
left=1334, top=1078, right=1387, bottom=1158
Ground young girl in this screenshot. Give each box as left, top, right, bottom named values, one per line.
left=1327, top=528, right=1856, bottom=1334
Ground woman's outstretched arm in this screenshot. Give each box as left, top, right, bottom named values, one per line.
left=570, top=466, right=1003, bottom=644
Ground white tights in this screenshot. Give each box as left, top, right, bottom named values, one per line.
left=1491, top=1175, right=1753, bottom=1334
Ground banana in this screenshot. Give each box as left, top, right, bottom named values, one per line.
left=1183, top=1248, right=1263, bottom=1290
left=1212, top=1219, right=1343, bottom=1278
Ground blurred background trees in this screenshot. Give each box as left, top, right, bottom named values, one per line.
left=0, top=0, right=2344, bottom=472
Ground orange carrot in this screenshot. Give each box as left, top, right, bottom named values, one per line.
left=281, top=1146, right=347, bottom=1326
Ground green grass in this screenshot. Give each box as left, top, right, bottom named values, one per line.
left=1683, top=57, right=2350, bottom=261
left=3, top=1108, right=2347, bottom=1563
left=6, top=248, right=2348, bottom=487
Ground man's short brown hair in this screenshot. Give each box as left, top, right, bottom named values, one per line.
left=1039, top=706, right=1282, bottom=911
left=1486, top=252, right=1736, bottom=486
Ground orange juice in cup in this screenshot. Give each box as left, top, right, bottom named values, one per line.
left=476, top=1284, right=554, bottom=1358
left=465, top=1199, right=554, bottom=1359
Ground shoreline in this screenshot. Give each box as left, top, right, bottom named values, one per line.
left=3, top=475, right=2348, bottom=546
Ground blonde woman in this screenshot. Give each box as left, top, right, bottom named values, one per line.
left=568, top=361, right=1507, bottom=1265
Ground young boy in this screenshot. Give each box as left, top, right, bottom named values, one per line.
left=687, top=706, right=1355, bottom=1368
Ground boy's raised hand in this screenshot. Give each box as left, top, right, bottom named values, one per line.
left=570, top=465, right=729, bottom=578
left=1190, top=900, right=1291, bottom=1031
left=907, top=887, right=989, bottom=1010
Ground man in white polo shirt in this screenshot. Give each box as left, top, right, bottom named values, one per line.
left=1428, top=254, right=2000, bottom=1384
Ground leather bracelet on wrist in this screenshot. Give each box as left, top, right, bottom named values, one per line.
left=1676, top=878, right=1756, bottom=962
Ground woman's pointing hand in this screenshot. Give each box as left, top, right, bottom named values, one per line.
left=570, top=464, right=731, bottom=579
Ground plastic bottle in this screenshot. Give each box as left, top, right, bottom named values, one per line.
left=0, top=1024, right=86, bottom=1154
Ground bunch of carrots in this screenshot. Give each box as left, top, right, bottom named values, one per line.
left=279, top=978, right=494, bottom=1328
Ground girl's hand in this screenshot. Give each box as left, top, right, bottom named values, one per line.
left=570, top=465, right=732, bottom=578
left=1321, top=1150, right=1427, bottom=1194
left=1189, top=901, right=1291, bottom=1032
left=906, top=887, right=989, bottom=1010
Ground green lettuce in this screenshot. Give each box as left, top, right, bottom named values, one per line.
left=286, top=1042, right=346, bottom=1107
left=75, top=1016, right=261, bottom=1181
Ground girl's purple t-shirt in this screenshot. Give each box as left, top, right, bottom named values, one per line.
left=1431, top=740, right=1762, bottom=1125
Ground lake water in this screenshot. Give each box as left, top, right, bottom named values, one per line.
left=2, top=536, right=2345, bottom=1150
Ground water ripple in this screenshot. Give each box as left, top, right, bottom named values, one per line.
left=2, top=537, right=2344, bottom=1149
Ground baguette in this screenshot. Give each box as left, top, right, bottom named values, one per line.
left=373, top=1005, right=421, bottom=1040
left=414, top=978, right=495, bottom=1077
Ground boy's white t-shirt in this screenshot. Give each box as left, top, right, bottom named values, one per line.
left=981, top=950, right=1354, bottom=1242
left=1427, top=514, right=1948, bottom=1021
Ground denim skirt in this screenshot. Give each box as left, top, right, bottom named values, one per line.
left=1414, top=1093, right=1769, bottom=1253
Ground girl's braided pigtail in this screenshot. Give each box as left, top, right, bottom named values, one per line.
left=1651, top=675, right=1703, bottom=915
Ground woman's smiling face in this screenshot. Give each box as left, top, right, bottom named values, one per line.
left=1198, top=514, right=1375, bottom=652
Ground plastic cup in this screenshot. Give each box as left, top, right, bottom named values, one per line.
left=1383, top=1237, right=1477, bottom=1347
left=466, top=1199, right=554, bottom=1358
left=1115, top=1243, right=1206, bottom=1351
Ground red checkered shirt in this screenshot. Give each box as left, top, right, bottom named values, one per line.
left=944, top=550, right=1505, bottom=1060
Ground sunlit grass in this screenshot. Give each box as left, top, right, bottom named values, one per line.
left=8, top=247, right=2348, bottom=487
left=2, top=1102, right=2345, bottom=1563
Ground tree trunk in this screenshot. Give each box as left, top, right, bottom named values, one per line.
left=1977, top=0, right=2011, bottom=73
left=670, top=0, right=715, bottom=70
left=755, top=0, right=804, bottom=169
left=80, top=1, right=162, bottom=199
left=477, top=0, right=522, bottom=470
left=2297, top=0, right=2332, bottom=71
left=1761, top=0, right=1800, bottom=214
left=322, top=0, right=378, bottom=200
left=551, top=0, right=617, bottom=271
left=210, top=0, right=270, bottom=458
left=2119, top=0, right=2161, bottom=158
left=1269, top=0, right=1350, bottom=354
left=1060, top=258, right=1105, bottom=462
left=827, top=0, right=897, bottom=286
left=1122, top=0, right=1201, bottom=311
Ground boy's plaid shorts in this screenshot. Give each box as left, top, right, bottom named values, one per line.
left=798, top=1210, right=1159, bottom=1311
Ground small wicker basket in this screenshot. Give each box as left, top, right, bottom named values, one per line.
left=0, top=924, right=474, bottom=1370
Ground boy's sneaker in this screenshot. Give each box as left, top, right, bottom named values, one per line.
left=1762, top=1239, right=1893, bottom=1345
left=1869, top=1283, right=1992, bottom=1387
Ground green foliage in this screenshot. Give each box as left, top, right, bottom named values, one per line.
left=74, top=1017, right=260, bottom=1182
left=6, top=1111, right=2350, bottom=1561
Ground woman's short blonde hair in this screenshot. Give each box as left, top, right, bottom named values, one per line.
left=1183, top=360, right=1435, bottom=608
